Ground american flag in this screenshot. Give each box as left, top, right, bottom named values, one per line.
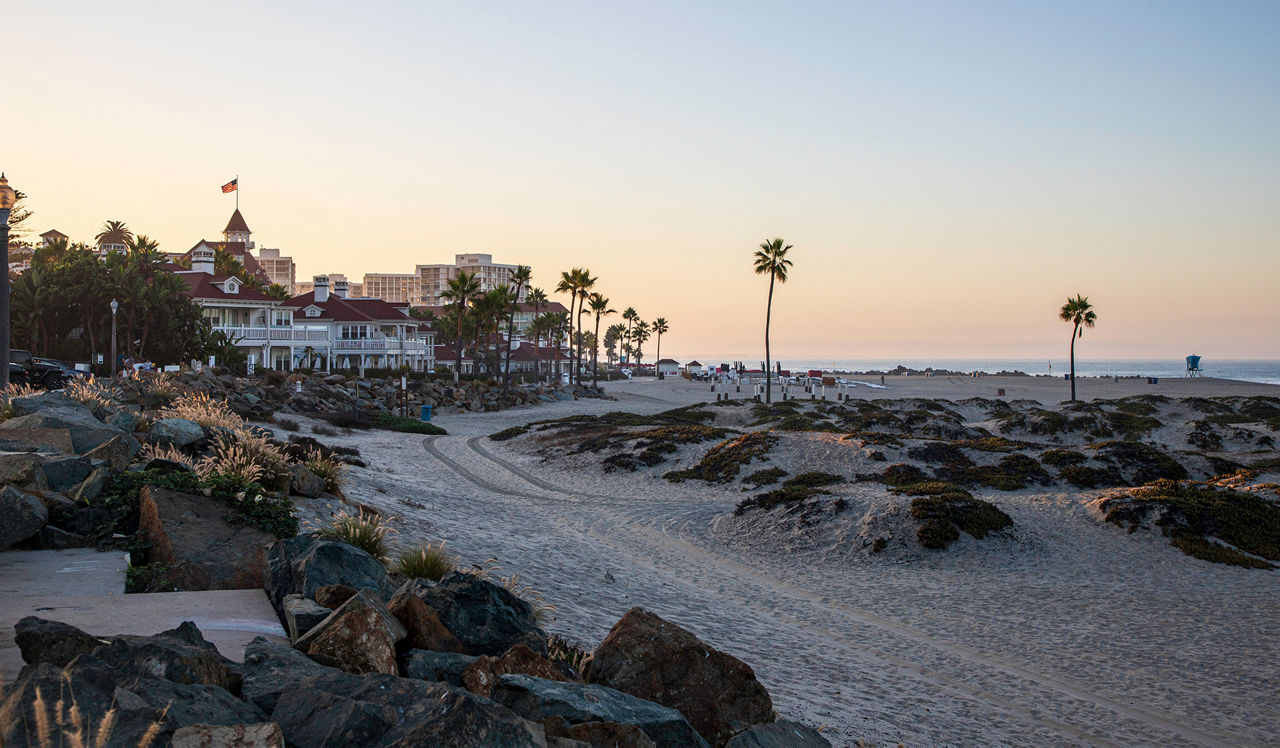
left=221, top=178, right=238, bottom=193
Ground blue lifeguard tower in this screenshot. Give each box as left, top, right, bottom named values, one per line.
left=1186, top=355, right=1203, bottom=377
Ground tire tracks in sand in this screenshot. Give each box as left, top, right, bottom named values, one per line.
left=419, top=434, right=1246, bottom=747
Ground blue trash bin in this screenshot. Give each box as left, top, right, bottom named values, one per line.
left=420, top=405, right=433, bottom=422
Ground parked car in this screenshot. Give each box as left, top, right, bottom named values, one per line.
left=35, top=358, right=88, bottom=387
left=8, top=363, right=29, bottom=387
left=9, top=350, right=72, bottom=389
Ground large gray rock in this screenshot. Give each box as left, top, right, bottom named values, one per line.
left=90, top=620, right=243, bottom=693
left=14, top=616, right=103, bottom=668
left=293, top=590, right=406, bottom=675
left=0, top=485, right=48, bottom=551
left=0, top=398, right=124, bottom=454
left=38, top=454, right=92, bottom=493
left=493, top=674, right=709, bottom=748
left=263, top=535, right=395, bottom=615
left=138, top=485, right=274, bottom=590
left=401, top=572, right=547, bottom=656
left=283, top=593, right=331, bottom=641
left=0, top=452, right=47, bottom=488
left=0, top=427, right=73, bottom=454
left=271, top=670, right=546, bottom=747
left=725, top=721, right=832, bottom=747
left=288, top=463, right=325, bottom=498
left=403, top=649, right=479, bottom=686
left=151, top=418, right=206, bottom=447
left=240, top=636, right=340, bottom=714
left=69, top=467, right=110, bottom=503
left=84, top=433, right=140, bottom=471
left=172, top=722, right=285, bottom=748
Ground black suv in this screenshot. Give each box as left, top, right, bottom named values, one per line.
left=9, top=350, right=69, bottom=389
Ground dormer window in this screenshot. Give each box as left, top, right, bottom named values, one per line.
left=305, top=306, right=322, bottom=318
left=223, top=278, right=239, bottom=294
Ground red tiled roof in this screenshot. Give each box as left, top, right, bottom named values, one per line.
left=289, top=292, right=417, bottom=325
left=657, top=359, right=680, bottom=365
left=224, top=209, right=251, bottom=234
left=176, top=272, right=278, bottom=302
left=184, top=240, right=271, bottom=284
left=40, top=229, right=68, bottom=239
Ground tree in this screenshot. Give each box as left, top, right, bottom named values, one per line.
left=574, top=268, right=597, bottom=385
left=95, top=220, right=133, bottom=247
left=440, top=270, right=481, bottom=380
left=621, top=307, right=638, bottom=364
left=502, top=265, right=531, bottom=386
left=7, top=190, right=35, bottom=247
left=527, top=287, right=547, bottom=380
left=604, top=323, right=625, bottom=367
left=212, top=245, right=265, bottom=290
left=652, top=317, right=669, bottom=379
left=545, top=311, right=570, bottom=383
left=1058, top=294, right=1097, bottom=402
left=556, top=269, right=586, bottom=384
left=632, top=320, right=650, bottom=370
left=265, top=283, right=290, bottom=301
left=753, top=238, right=793, bottom=403
left=588, top=293, right=615, bottom=388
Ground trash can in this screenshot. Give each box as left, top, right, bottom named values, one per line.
left=420, top=405, right=433, bottom=422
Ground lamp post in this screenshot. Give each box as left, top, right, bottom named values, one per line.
left=0, top=173, right=16, bottom=389
left=110, top=299, right=119, bottom=377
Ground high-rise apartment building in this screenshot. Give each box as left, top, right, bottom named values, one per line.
left=362, top=273, right=421, bottom=304
left=362, top=254, right=527, bottom=307
left=257, top=246, right=296, bottom=294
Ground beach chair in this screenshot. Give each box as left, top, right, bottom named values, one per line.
left=1185, top=355, right=1203, bottom=377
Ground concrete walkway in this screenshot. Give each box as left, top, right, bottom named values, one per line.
left=0, top=549, right=288, bottom=681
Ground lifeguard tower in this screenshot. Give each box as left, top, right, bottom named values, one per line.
left=1186, top=355, right=1204, bottom=377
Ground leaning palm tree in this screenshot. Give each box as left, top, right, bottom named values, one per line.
left=651, top=317, right=669, bottom=379
left=1059, top=294, right=1097, bottom=402
left=753, top=238, right=793, bottom=403
left=440, top=270, right=481, bottom=381
left=95, top=220, right=133, bottom=247
left=588, top=293, right=615, bottom=388
left=621, top=307, right=638, bottom=364
left=502, top=265, right=532, bottom=386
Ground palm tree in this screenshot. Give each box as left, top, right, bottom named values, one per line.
left=95, top=220, right=133, bottom=247
left=574, top=268, right=597, bottom=385
left=651, top=317, right=669, bottom=379
left=1058, top=294, right=1097, bottom=402
left=753, top=238, right=793, bottom=403
left=556, top=270, right=582, bottom=383
left=440, top=270, right=480, bottom=381
left=621, top=307, right=638, bottom=364
left=588, top=293, right=615, bottom=388
left=125, top=234, right=160, bottom=260
left=546, top=310, right=570, bottom=383
left=604, top=323, right=625, bottom=367
left=632, top=320, right=650, bottom=371
left=502, top=265, right=532, bottom=386
left=526, top=287, right=547, bottom=380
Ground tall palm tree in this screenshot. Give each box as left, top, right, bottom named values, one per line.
left=632, top=320, right=650, bottom=371
left=572, top=268, right=597, bottom=385
left=556, top=269, right=582, bottom=383
left=588, top=293, right=615, bottom=389
left=440, top=270, right=480, bottom=381
left=125, top=234, right=160, bottom=260
left=502, top=265, right=532, bottom=386
left=604, top=323, right=625, bottom=367
left=753, top=238, right=793, bottom=403
left=546, top=310, right=570, bottom=383
left=526, top=287, right=547, bottom=380
left=621, top=307, right=638, bottom=365
left=1058, top=294, right=1097, bottom=402
left=95, top=220, right=133, bottom=247
left=651, top=317, right=669, bottom=379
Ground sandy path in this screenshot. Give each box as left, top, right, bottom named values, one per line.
left=318, top=379, right=1279, bottom=747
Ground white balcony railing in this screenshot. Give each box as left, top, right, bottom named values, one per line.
left=210, top=326, right=427, bottom=354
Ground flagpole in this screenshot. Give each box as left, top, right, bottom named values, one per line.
left=236, top=174, right=239, bottom=211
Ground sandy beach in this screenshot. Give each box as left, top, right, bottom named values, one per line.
left=291, top=375, right=1280, bottom=747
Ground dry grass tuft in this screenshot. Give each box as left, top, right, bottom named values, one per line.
left=64, top=378, right=113, bottom=410
left=138, top=443, right=197, bottom=470
left=160, top=392, right=242, bottom=430
left=394, top=541, right=456, bottom=580
left=318, top=508, right=396, bottom=562
left=304, top=447, right=345, bottom=494
left=197, top=428, right=289, bottom=486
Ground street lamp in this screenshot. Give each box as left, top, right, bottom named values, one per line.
left=110, top=299, right=119, bottom=377
left=0, top=173, right=16, bottom=389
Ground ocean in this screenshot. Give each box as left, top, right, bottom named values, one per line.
left=681, top=358, right=1280, bottom=386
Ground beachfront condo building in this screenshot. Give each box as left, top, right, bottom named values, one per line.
left=296, top=273, right=363, bottom=298
left=363, top=273, right=422, bottom=304
left=256, top=246, right=296, bottom=294
left=363, top=253, right=529, bottom=307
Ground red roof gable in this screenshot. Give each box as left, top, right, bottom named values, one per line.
left=289, top=292, right=416, bottom=325
left=177, top=272, right=278, bottom=302
left=224, top=209, right=251, bottom=234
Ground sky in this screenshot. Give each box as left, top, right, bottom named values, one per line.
left=7, top=1, right=1279, bottom=362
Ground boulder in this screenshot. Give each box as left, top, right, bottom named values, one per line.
left=725, top=721, right=832, bottom=747
left=288, top=463, right=325, bottom=498
left=14, top=616, right=103, bottom=668
left=151, top=418, right=207, bottom=447
left=293, top=590, right=406, bottom=675
left=37, top=454, right=92, bottom=493
left=403, top=649, right=479, bottom=686
left=586, top=608, right=773, bottom=747
left=283, top=593, right=332, bottom=641
left=69, top=467, right=110, bottom=503
left=107, top=409, right=139, bottom=433
left=91, top=620, right=244, bottom=693
left=85, top=433, right=140, bottom=471
left=172, top=722, right=285, bottom=748
left=0, top=485, right=48, bottom=551
left=314, top=583, right=358, bottom=610
left=541, top=715, right=657, bottom=748
left=0, top=404, right=124, bottom=454
left=263, top=535, right=396, bottom=616
left=240, top=636, right=339, bottom=715
left=138, top=485, right=275, bottom=590
left=271, top=671, right=546, bottom=747
left=401, top=572, right=547, bottom=656
left=388, top=588, right=468, bottom=654
left=0, top=452, right=47, bottom=488
left=0, top=427, right=74, bottom=454
left=463, top=644, right=569, bottom=697
left=37, top=524, right=88, bottom=549
left=493, top=674, right=709, bottom=748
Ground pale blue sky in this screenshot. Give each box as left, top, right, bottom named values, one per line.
left=9, top=1, right=1279, bottom=358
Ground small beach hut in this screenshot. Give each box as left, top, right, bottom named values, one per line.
left=656, top=359, right=681, bottom=377
left=685, top=361, right=704, bottom=376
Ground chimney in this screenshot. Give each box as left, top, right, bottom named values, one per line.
left=314, top=275, right=330, bottom=303
left=192, top=246, right=215, bottom=275
left=333, top=279, right=349, bottom=298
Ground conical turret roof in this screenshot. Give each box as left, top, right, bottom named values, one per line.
left=224, top=209, right=251, bottom=234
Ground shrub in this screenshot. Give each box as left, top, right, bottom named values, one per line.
left=743, top=467, right=788, bottom=487
left=370, top=411, right=447, bottom=435
left=318, top=508, right=396, bottom=563
left=197, top=428, right=290, bottom=488
left=395, top=542, right=456, bottom=580
left=908, top=484, right=1013, bottom=550
left=137, top=443, right=197, bottom=470
left=878, top=463, right=928, bottom=487
left=63, top=378, right=112, bottom=410
left=305, top=448, right=345, bottom=493
left=664, top=431, right=776, bottom=484
left=274, top=416, right=300, bottom=432
left=1041, top=448, right=1087, bottom=467
left=490, top=426, right=529, bottom=441
left=312, top=423, right=338, bottom=436
left=1090, top=441, right=1187, bottom=484
left=784, top=472, right=845, bottom=489
left=1058, top=465, right=1115, bottom=488
left=161, top=392, right=243, bottom=430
